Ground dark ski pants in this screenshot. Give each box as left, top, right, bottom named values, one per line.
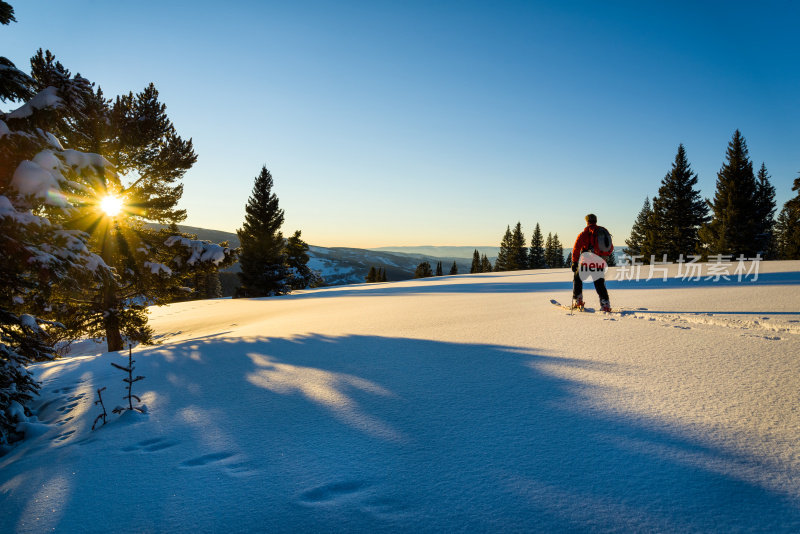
left=573, top=271, right=609, bottom=302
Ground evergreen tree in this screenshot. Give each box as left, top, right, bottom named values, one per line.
left=650, top=145, right=709, bottom=260
left=544, top=233, right=554, bottom=267
left=754, top=163, right=777, bottom=257
left=237, top=166, right=288, bottom=297
left=626, top=197, right=653, bottom=258
left=698, top=130, right=760, bottom=257
left=436, top=261, right=443, bottom=276
left=551, top=234, right=564, bottom=268
left=25, top=50, right=233, bottom=352
left=528, top=223, right=546, bottom=269
left=470, top=249, right=481, bottom=273
left=510, top=222, right=528, bottom=270
left=774, top=172, right=800, bottom=259
left=414, top=261, right=433, bottom=278
left=495, top=226, right=513, bottom=271
left=285, top=230, right=321, bottom=289
left=366, top=267, right=377, bottom=283
left=480, top=254, right=493, bottom=272
left=379, top=268, right=387, bottom=282
left=0, top=45, right=116, bottom=441
left=449, top=261, right=458, bottom=275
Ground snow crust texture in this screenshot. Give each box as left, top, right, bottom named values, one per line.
left=2, top=261, right=800, bottom=533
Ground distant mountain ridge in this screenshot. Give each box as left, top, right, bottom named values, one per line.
left=166, top=225, right=475, bottom=288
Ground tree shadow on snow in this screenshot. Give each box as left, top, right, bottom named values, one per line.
left=4, top=333, right=800, bottom=532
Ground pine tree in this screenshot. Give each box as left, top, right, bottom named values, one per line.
left=510, top=222, right=528, bottom=270
left=0, top=43, right=117, bottom=441
left=551, top=234, right=564, bottom=268
left=495, top=226, right=513, bottom=271
left=24, top=50, right=234, bottom=352
left=436, top=261, right=443, bottom=276
left=774, top=172, right=800, bottom=259
left=480, top=254, right=493, bottom=272
left=366, top=267, right=376, bottom=283
left=698, top=130, right=760, bottom=257
left=449, top=261, right=458, bottom=275
left=470, top=249, right=481, bottom=273
left=626, top=197, right=653, bottom=259
left=285, top=230, right=321, bottom=289
left=379, top=268, right=387, bottom=282
left=544, top=233, right=554, bottom=268
left=237, top=166, right=287, bottom=297
left=528, top=223, right=546, bottom=269
left=414, top=261, right=433, bottom=278
left=754, top=163, right=777, bottom=257
left=650, top=145, right=709, bottom=260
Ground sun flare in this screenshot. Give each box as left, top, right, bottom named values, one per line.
left=100, top=195, right=124, bottom=217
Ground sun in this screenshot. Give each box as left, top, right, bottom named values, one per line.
left=100, top=195, right=124, bottom=217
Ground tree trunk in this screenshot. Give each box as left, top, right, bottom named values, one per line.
left=102, top=278, right=124, bottom=352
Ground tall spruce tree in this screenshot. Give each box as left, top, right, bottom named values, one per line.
left=650, top=145, right=709, bottom=260
left=774, top=172, right=800, bottom=259
left=495, top=226, right=513, bottom=271
left=626, top=197, right=653, bottom=259
left=366, top=266, right=377, bottom=283
left=754, top=163, right=777, bottom=257
left=436, top=261, right=443, bottom=276
left=470, top=249, right=481, bottom=273
left=528, top=223, right=546, bottom=269
left=237, top=166, right=287, bottom=297
left=511, top=222, right=528, bottom=270
left=698, top=130, right=760, bottom=257
left=449, top=261, right=458, bottom=275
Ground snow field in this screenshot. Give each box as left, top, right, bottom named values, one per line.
left=1, top=261, right=800, bottom=532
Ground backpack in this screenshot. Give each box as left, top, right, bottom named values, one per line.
left=593, top=226, right=614, bottom=257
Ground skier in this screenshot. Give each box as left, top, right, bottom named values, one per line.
left=571, top=213, right=612, bottom=312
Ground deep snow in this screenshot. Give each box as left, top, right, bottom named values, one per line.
left=2, top=261, right=800, bottom=533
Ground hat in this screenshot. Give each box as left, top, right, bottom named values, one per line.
left=585, top=213, right=597, bottom=224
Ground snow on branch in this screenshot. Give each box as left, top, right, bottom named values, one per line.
left=5, top=87, right=62, bottom=120
left=163, top=236, right=233, bottom=266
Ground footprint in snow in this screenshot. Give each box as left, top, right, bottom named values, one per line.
left=122, top=437, right=180, bottom=453
left=299, top=480, right=367, bottom=504
left=179, top=451, right=235, bottom=467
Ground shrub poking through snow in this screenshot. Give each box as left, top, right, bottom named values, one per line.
left=91, top=387, right=108, bottom=430
left=111, top=346, right=145, bottom=414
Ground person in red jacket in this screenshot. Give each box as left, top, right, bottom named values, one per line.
left=571, top=213, right=611, bottom=311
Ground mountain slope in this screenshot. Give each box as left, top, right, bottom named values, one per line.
left=2, top=262, right=800, bottom=532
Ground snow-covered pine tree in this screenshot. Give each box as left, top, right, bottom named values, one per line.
left=1, top=36, right=116, bottom=442
left=528, top=223, right=545, bottom=269
left=470, top=249, right=481, bottom=273
left=698, top=130, right=760, bottom=257
left=754, top=163, right=777, bottom=257
left=650, top=145, right=709, bottom=261
left=237, top=166, right=287, bottom=297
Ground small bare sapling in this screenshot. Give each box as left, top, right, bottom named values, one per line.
left=111, top=346, right=146, bottom=414
left=91, top=387, right=108, bottom=430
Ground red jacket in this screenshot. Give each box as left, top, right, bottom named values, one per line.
left=572, top=224, right=598, bottom=263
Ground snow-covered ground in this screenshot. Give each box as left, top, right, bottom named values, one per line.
left=2, top=261, right=800, bottom=532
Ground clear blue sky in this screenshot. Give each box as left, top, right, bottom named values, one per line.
left=3, top=1, right=798, bottom=248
